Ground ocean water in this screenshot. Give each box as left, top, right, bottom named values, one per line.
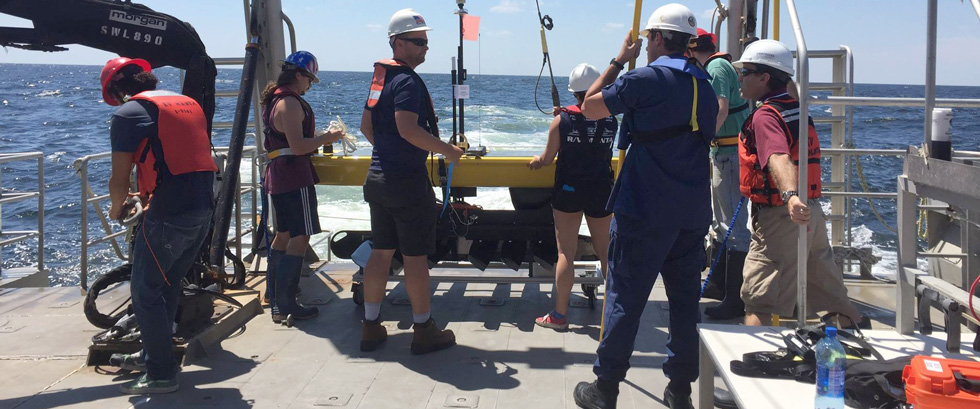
left=1, top=63, right=978, bottom=287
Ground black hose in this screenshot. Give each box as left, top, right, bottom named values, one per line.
left=209, top=9, right=262, bottom=269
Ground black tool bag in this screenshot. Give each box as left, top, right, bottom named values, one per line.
left=842, top=357, right=910, bottom=409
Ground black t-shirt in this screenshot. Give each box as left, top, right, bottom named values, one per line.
left=367, top=71, right=433, bottom=178
left=110, top=100, right=214, bottom=219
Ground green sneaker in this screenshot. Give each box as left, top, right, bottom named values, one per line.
left=119, top=374, right=178, bottom=394
left=109, top=352, right=145, bottom=372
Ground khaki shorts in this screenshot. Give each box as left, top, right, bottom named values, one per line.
left=740, top=200, right=861, bottom=319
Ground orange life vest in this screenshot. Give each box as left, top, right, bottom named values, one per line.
left=365, top=58, right=439, bottom=138
left=129, top=90, right=217, bottom=197
left=738, top=94, right=821, bottom=206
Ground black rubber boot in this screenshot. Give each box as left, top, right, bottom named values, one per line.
left=272, top=254, right=318, bottom=322
left=264, top=249, right=285, bottom=305
left=573, top=379, right=618, bottom=409
left=701, top=241, right=727, bottom=301
left=713, top=388, right=738, bottom=409
left=664, top=380, right=694, bottom=409
left=704, top=250, right=747, bottom=320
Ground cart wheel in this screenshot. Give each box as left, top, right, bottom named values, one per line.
left=283, top=314, right=294, bottom=328
left=583, top=284, right=597, bottom=310
left=352, top=282, right=364, bottom=305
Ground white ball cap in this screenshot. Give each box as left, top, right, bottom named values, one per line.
left=732, top=39, right=795, bottom=76
left=568, top=63, right=600, bottom=93
left=388, top=8, right=432, bottom=37
left=640, top=3, right=698, bottom=37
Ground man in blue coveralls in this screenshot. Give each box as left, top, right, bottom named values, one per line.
left=573, top=4, right=717, bottom=409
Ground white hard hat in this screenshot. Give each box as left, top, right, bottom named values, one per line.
left=388, top=8, right=432, bottom=37
left=640, top=3, right=698, bottom=37
left=568, top=63, right=600, bottom=93
left=732, top=39, right=795, bottom=76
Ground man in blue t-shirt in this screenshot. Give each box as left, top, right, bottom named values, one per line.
left=100, top=57, right=215, bottom=394
left=357, top=8, right=463, bottom=356
left=573, top=5, right=717, bottom=409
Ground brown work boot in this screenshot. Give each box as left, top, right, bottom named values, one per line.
left=410, top=318, right=456, bottom=355
left=360, top=318, right=387, bottom=352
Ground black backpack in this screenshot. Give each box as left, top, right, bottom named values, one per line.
left=842, top=357, right=910, bottom=409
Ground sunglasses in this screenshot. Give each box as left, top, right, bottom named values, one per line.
left=399, top=37, right=428, bottom=47
left=739, top=67, right=764, bottom=77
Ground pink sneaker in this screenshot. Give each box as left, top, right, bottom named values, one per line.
left=535, top=312, right=569, bottom=331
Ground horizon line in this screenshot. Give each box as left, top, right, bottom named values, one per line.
left=0, top=62, right=975, bottom=88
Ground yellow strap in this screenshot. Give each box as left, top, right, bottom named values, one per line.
left=711, top=136, right=740, bottom=147
left=266, top=148, right=293, bottom=160
left=689, top=76, right=699, bottom=132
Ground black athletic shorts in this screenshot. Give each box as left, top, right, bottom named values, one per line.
left=551, top=180, right=613, bottom=218
left=271, top=185, right=322, bottom=237
left=363, top=170, right=437, bottom=256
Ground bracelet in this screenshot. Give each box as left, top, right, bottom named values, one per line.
left=609, top=58, right=625, bottom=70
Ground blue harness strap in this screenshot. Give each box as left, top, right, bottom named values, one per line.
left=440, top=162, right=454, bottom=218
left=700, top=196, right=746, bottom=298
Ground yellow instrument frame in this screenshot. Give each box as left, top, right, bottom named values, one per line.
left=312, top=154, right=621, bottom=188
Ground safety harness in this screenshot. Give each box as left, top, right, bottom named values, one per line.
left=731, top=319, right=910, bottom=409
left=628, top=58, right=709, bottom=147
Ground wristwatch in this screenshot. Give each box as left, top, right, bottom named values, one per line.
left=609, top=58, right=625, bottom=70
left=781, top=190, right=799, bottom=203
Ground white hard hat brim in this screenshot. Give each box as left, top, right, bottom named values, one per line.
left=389, top=26, right=432, bottom=37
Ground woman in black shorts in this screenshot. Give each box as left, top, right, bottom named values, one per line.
left=260, top=51, right=343, bottom=322
left=528, top=63, right=618, bottom=330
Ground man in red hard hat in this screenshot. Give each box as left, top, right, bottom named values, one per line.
left=100, top=57, right=217, bottom=394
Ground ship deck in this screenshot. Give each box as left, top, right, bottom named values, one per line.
left=0, top=263, right=908, bottom=409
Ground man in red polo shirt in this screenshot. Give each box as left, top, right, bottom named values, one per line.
left=734, top=40, right=863, bottom=328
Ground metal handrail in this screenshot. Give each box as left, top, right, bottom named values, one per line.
left=925, top=0, right=938, bottom=150
left=73, top=152, right=125, bottom=290
left=842, top=45, right=855, bottom=245
left=786, top=0, right=810, bottom=328
left=0, top=152, right=44, bottom=276
left=810, top=96, right=980, bottom=108
left=73, top=146, right=260, bottom=290
left=281, top=12, right=297, bottom=54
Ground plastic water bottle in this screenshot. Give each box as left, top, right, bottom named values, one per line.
left=815, top=326, right=846, bottom=409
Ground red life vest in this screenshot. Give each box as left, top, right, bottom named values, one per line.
left=738, top=94, right=821, bottom=206
left=365, top=58, right=439, bottom=138
left=705, top=52, right=732, bottom=66
left=129, top=90, right=217, bottom=197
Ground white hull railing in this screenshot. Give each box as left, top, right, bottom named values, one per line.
left=74, top=146, right=259, bottom=291
left=0, top=152, right=45, bottom=281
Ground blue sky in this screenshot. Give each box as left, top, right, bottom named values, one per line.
left=1, top=0, right=978, bottom=85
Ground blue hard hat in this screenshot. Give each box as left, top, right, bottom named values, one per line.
left=284, top=50, right=319, bottom=83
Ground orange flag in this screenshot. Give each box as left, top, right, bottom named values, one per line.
left=462, top=14, right=480, bottom=41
